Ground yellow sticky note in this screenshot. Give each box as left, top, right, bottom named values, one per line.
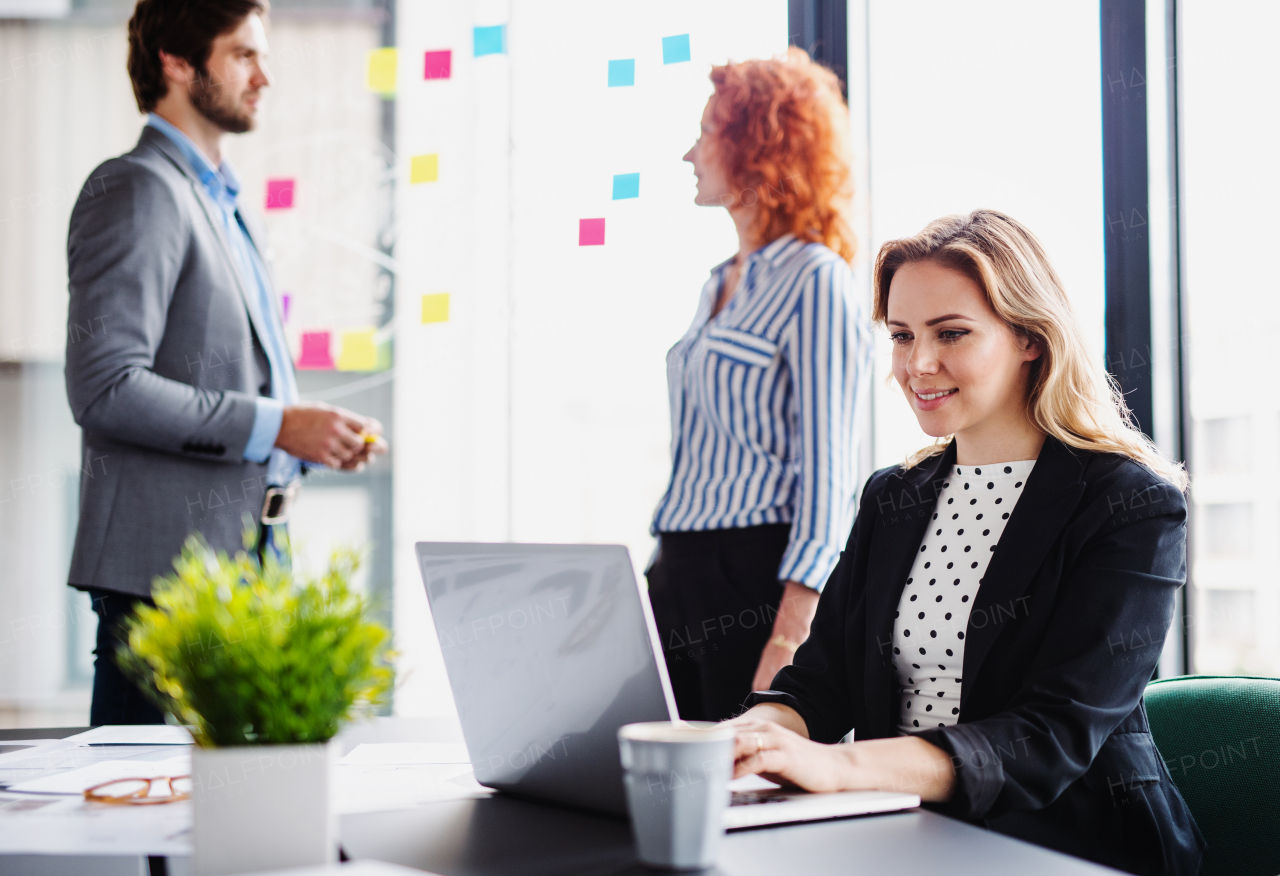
left=366, top=47, right=397, bottom=95
left=421, top=293, right=450, bottom=324
left=336, top=328, right=378, bottom=371
left=410, top=153, right=439, bottom=184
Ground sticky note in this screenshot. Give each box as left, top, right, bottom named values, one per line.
left=612, top=173, right=640, bottom=200
left=297, top=331, right=334, bottom=370
left=608, top=59, right=635, bottom=87
left=411, top=154, right=439, bottom=184
left=421, top=293, right=450, bottom=323
left=579, top=218, right=605, bottom=246
left=366, top=47, right=397, bottom=95
left=423, top=49, right=452, bottom=80
left=662, top=34, right=691, bottom=64
left=474, top=25, right=506, bottom=57
left=265, top=178, right=294, bottom=210
left=337, top=328, right=378, bottom=371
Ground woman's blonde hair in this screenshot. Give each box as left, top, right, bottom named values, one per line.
left=872, top=210, right=1187, bottom=491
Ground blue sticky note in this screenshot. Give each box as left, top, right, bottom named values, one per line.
left=612, top=173, right=640, bottom=200
left=662, top=33, right=691, bottom=64
left=608, top=58, right=635, bottom=87
left=474, top=24, right=507, bottom=57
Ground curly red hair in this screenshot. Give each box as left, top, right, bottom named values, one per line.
left=707, top=48, right=855, bottom=263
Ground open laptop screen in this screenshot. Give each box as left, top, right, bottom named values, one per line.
left=416, top=542, right=676, bottom=815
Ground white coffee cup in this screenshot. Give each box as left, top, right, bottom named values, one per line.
left=618, top=721, right=736, bottom=870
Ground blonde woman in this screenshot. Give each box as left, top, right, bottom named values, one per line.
left=729, top=211, right=1203, bottom=876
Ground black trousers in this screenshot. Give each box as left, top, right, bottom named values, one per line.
left=645, top=524, right=790, bottom=722
left=87, top=589, right=164, bottom=726
left=83, top=526, right=288, bottom=726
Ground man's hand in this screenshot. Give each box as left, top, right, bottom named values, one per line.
left=336, top=419, right=387, bottom=472
left=752, top=580, right=820, bottom=691
left=275, top=402, right=386, bottom=468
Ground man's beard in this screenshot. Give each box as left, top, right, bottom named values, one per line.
left=189, top=67, right=255, bottom=134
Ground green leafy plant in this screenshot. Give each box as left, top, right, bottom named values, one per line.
left=120, top=534, right=393, bottom=748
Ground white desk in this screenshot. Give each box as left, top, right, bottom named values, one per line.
left=0, top=719, right=1123, bottom=876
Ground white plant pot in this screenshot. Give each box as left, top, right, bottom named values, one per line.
left=192, top=741, right=335, bottom=876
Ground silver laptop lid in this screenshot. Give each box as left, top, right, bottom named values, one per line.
left=416, top=542, right=677, bottom=815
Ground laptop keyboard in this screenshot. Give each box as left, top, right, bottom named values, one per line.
left=731, top=790, right=795, bottom=806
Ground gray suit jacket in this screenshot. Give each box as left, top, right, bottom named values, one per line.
left=65, top=126, right=288, bottom=598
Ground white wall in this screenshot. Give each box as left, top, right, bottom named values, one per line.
left=0, top=21, right=143, bottom=725
left=225, top=20, right=388, bottom=352
left=0, top=22, right=138, bottom=363
left=393, top=0, right=787, bottom=716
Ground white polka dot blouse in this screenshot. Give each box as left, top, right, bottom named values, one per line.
left=892, top=459, right=1037, bottom=735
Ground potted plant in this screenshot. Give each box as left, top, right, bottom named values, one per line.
left=121, top=534, right=392, bottom=876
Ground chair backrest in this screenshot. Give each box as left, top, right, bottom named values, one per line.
left=1144, top=676, right=1280, bottom=876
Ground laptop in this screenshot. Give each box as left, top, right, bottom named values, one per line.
left=415, top=542, right=919, bottom=829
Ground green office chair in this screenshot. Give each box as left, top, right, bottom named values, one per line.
left=1144, top=676, right=1280, bottom=876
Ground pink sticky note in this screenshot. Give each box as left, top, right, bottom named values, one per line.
left=266, top=178, right=295, bottom=210
left=424, top=50, right=452, bottom=80
left=297, top=331, right=334, bottom=369
left=579, top=218, right=605, bottom=246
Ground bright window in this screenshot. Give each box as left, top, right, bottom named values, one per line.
left=1180, top=0, right=1280, bottom=675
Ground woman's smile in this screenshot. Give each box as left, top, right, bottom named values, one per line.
left=914, top=387, right=957, bottom=405
left=887, top=260, right=1043, bottom=449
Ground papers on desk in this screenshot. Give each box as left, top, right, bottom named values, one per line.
left=65, top=725, right=194, bottom=746
left=0, top=731, right=197, bottom=854
left=0, top=790, right=193, bottom=856
left=336, top=763, right=491, bottom=814
left=0, top=726, right=193, bottom=791
left=338, top=742, right=470, bottom=765
left=335, top=742, right=489, bottom=814
left=6, top=755, right=190, bottom=795
left=0, top=741, right=182, bottom=790
left=0, top=738, right=492, bottom=856
left=0, top=741, right=50, bottom=754
left=0, top=738, right=72, bottom=768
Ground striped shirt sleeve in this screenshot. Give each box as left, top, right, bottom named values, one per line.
left=776, top=257, right=865, bottom=590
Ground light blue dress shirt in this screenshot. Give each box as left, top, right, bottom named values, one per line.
left=147, top=113, right=300, bottom=486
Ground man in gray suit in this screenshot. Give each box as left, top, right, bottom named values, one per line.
left=65, top=0, right=386, bottom=723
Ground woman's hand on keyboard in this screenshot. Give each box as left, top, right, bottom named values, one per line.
left=726, top=716, right=957, bottom=801
left=725, top=717, right=852, bottom=793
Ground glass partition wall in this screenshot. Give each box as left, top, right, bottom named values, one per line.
left=0, top=0, right=395, bottom=726
left=1178, top=0, right=1280, bottom=675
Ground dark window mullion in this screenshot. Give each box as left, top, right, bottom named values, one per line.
left=1101, top=0, right=1153, bottom=438
left=790, top=0, right=849, bottom=97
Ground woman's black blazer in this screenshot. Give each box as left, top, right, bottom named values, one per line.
left=749, top=436, right=1205, bottom=876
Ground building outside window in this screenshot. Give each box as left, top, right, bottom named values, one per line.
left=1180, top=0, right=1280, bottom=677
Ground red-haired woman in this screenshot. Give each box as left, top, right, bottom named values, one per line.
left=646, top=49, right=873, bottom=722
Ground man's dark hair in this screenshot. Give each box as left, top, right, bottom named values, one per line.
left=127, top=0, right=269, bottom=114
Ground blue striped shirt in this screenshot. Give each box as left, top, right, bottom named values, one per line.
left=651, top=234, right=871, bottom=591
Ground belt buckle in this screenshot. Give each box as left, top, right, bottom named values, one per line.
left=261, top=483, right=298, bottom=525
